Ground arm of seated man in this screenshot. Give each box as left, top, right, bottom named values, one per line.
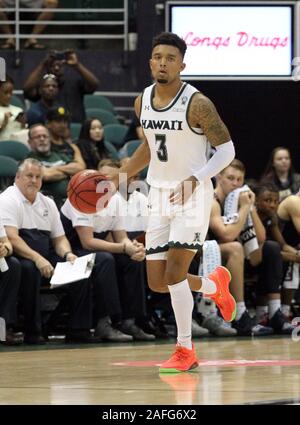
left=5, top=226, right=53, bottom=278
left=51, top=235, right=76, bottom=263
left=112, top=230, right=145, bottom=261
left=209, top=196, right=253, bottom=243
left=42, top=165, right=68, bottom=182
left=56, top=145, right=86, bottom=175
left=76, top=226, right=125, bottom=254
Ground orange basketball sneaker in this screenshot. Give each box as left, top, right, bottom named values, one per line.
left=207, top=266, right=236, bottom=322
left=159, top=344, right=199, bottom=374
left=159, top=371, right=199, bottom=404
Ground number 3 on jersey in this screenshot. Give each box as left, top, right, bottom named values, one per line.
left=155, top=134, right=168, bottom=162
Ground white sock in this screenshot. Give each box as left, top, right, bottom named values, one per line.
left=199, top=277, right=217, bottom=295
left=268, top=299, right=281, bottom=319
left=235, top=302, right=246, bottom=321
left=256, top=306, right=268, bottom=321
left=281, top=304, right=291, bottom=317
left=168, top=279, right=194, bottom=350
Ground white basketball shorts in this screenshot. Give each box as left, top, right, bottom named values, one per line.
left=146, top=180, right=214, bottom=260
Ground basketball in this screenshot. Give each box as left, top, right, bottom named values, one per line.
left=67, top=170, right=112, bottom=214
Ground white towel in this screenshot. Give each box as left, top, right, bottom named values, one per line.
left=223, top=185, right=259, bottom=258
left=197, top=240, right=221, bottom=315
left=198, top=240, right=222, bottom=276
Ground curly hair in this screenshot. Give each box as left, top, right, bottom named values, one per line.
left=152, top=32, right=187, bottom=58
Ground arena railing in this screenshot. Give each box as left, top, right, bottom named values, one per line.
left=14, top=90, right=138, bottom=122
left=0, top=0, right=129, bottom=54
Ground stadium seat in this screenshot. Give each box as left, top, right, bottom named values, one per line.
left=70, top=122, right=81, bottom=140
left=0, top=155, right=18, bottom=191
left=85, top=108, right=119, bottom=125
left=103, top=123, right=129, bottom=148
left=140, top=166, right=148, bottom=180
left=58, top=0, right=123, bottom=21
left=11, top=95, right=25, bottom=109
left=0, top=140, right=30, bottom=161
left=84, top=95, right=116, bottom=114
left=118, top=139, right=148, bottom=179
left=104, top=140, right=120, bottom=160
left=118, top=139, right=142, bottom=158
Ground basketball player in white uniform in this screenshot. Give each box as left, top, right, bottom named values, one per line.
left=109, top=32, right=236, bottom=373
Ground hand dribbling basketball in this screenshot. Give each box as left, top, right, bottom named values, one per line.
left=67, top=170, right=113, bottom=214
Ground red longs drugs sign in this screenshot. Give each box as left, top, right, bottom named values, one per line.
left=166, top=2, right=295, bottom=79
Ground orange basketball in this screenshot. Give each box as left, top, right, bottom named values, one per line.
left=67, top=170, right=112, bottom=214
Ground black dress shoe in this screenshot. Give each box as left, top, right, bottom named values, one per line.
left=270, top=309, right=295, bottom=334
left=65, top=330, right=102, bottom=344
left=24, top=334, right=46, bottom=345
left=2, top=330, right=24, bottom=346
left=120, top=322, right=156, bottom=341
left=232, top=310, right=273, bottom=336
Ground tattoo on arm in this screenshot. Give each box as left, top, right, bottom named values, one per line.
left=188, top=94, right=231, bottom=146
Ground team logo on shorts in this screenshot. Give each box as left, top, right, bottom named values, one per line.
left=193, top=232, right=201, bottom=242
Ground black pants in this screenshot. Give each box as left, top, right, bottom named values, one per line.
left=18, top=255, right=92, bottom=336
left=115, top=253, right=146, bottom=320
left=76, top=249, right=146, bottom=325
left=256, top=240, right=283, bottom=295
left=0, top=256, right=21, bottom=327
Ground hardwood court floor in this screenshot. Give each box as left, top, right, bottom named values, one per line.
left=0, top=336, right=300, bottom=405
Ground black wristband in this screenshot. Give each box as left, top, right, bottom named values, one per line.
left=63, top=251, right=72, bottom=260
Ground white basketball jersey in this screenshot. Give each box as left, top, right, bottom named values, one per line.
left=140, top=82, right=209, bottom=189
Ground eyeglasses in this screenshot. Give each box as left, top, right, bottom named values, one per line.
left=42, top=73, right=57, bottom=80
left=30, top=134, right=49, bottom=140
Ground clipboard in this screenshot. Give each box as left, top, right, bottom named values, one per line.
left=50, top=253, right=96, bottom=288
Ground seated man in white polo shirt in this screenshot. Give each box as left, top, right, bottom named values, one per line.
left=0, top=158, right=97, bottom=344
left=60, top=187, right=155, bottom=342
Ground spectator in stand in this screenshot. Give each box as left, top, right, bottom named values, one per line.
left=27, top=124, right=77, bottom=206
left=254, top=182, right=299, bottom=328
left=27, top=74, right=59, bottom=127
left=278, top=195, right=300, bottom=247
left=209, top=159, right=274, bottom=336
left=0, top=158, right=99, bottom=344
left=75, top=118, right=111, bottom=169
left=0, top=76, right=27, bottom=142
left=0, top=0, right=59, bottom=50
left=260, top=147, right=300, bottom=202
left=0, top=216, right=23, bottom=346
left=277, top=193, right=300, bottom=318
left=45, top=106, right=86, bottom=170
left=116, top=157, right=148, bottom=241
left=23, top=49, right=99, bottom=123
left=241, top=182, right=295, bottom=334
left=60, top=164, right=155, bottom=342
